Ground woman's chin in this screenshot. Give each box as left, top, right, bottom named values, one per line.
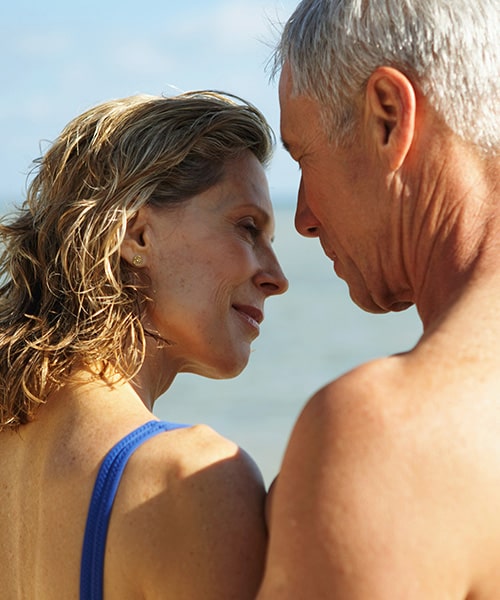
left=213, top=360, right=248, bottom=380
left=184, top=355, right=248, bottom=381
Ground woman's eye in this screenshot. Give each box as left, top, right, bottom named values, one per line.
left=240, top=219, right=260, bottom=240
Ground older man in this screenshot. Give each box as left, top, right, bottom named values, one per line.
left=258, top=0, right=500, bottom=598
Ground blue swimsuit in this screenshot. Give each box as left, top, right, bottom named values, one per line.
left=80, top=420, right=187, bottom=600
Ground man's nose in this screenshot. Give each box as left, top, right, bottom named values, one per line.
left=294, top=179, right=320, bottom=238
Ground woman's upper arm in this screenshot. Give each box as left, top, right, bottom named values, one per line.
left=136, top=428, right=268, bottom=599
left=175, top=446, right=267, bottom=598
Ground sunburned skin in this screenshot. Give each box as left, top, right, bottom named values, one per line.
left=257, top=36, right=500, bottom=599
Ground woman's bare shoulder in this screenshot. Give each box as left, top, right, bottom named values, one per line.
left=107, top=422, right=267, bottom=599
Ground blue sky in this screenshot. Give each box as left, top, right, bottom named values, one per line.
left=0, top=0, right=300, bottom=210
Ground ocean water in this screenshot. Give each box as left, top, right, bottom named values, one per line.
left=155, top=206, right=423, bottom=486
left=0, top=196, right=422, bottom=486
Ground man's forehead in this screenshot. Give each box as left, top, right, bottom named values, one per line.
left=278, top=62, right=294, bottom=96
left=278, top=64, right=300, bottom=149
left=279, top=68, right=323, bottom=157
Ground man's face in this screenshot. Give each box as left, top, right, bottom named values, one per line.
left=279, top=63, right=411, bottom=314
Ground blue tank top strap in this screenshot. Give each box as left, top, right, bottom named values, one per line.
left=80, top=419, right=188, bottom=600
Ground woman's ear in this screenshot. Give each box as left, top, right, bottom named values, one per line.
left=120, top=206, right=149, bottom=267
left=364, top=66, right=416, bottom=171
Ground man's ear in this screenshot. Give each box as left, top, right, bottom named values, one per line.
left=365, top=66, right=416, bottom=171
left=120, top=206, right=149, bottom=266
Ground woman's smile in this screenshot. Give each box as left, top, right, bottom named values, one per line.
left=232, top=304, right=264, bottom=335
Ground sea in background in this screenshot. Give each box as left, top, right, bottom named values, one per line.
left=154, top=204, right=423, bottom=486
left=0, top=196, right=422, bottom=486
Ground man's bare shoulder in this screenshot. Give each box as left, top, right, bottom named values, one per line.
left=287, top=355, right=412, bottom=456
left=107, top=423, right=267, bottom=599
left=259, top=355, right=500, bottom=599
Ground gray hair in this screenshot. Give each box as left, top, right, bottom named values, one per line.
left=273, top=0, right=499, bottom=153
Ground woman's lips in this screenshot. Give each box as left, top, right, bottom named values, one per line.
left=232, top=304, right=263, bottom=332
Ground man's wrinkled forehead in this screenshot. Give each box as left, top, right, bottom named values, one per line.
left=278, top=63, right=324, bottom=161
left=278, top=63, right=299, bottom=153
left=278, top=62, right=295, bottom=103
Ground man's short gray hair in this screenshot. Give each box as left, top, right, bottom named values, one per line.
left=273, top=0, right=499, bottom=153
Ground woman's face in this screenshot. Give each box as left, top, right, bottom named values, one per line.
left=135, top=151, right=288, bottom=380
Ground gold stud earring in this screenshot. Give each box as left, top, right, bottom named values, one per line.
left=132, top=254, right=144, bottom=266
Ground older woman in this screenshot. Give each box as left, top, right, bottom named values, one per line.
left=0, top=91, right=288, bottom=599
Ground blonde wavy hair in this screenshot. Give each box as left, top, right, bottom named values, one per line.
left=0, top=91, right=274, bottom=430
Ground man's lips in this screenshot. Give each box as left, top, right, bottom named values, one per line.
left=319, top=239, right=337, bottom=262
left=323, top=246, right=337, bottom=261
left=232, top=304, right=264, bottom=330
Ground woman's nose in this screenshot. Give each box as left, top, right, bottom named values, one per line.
left=294, top=179, right=320, bottom=238
left=255, top=250, right=289, bottom=296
